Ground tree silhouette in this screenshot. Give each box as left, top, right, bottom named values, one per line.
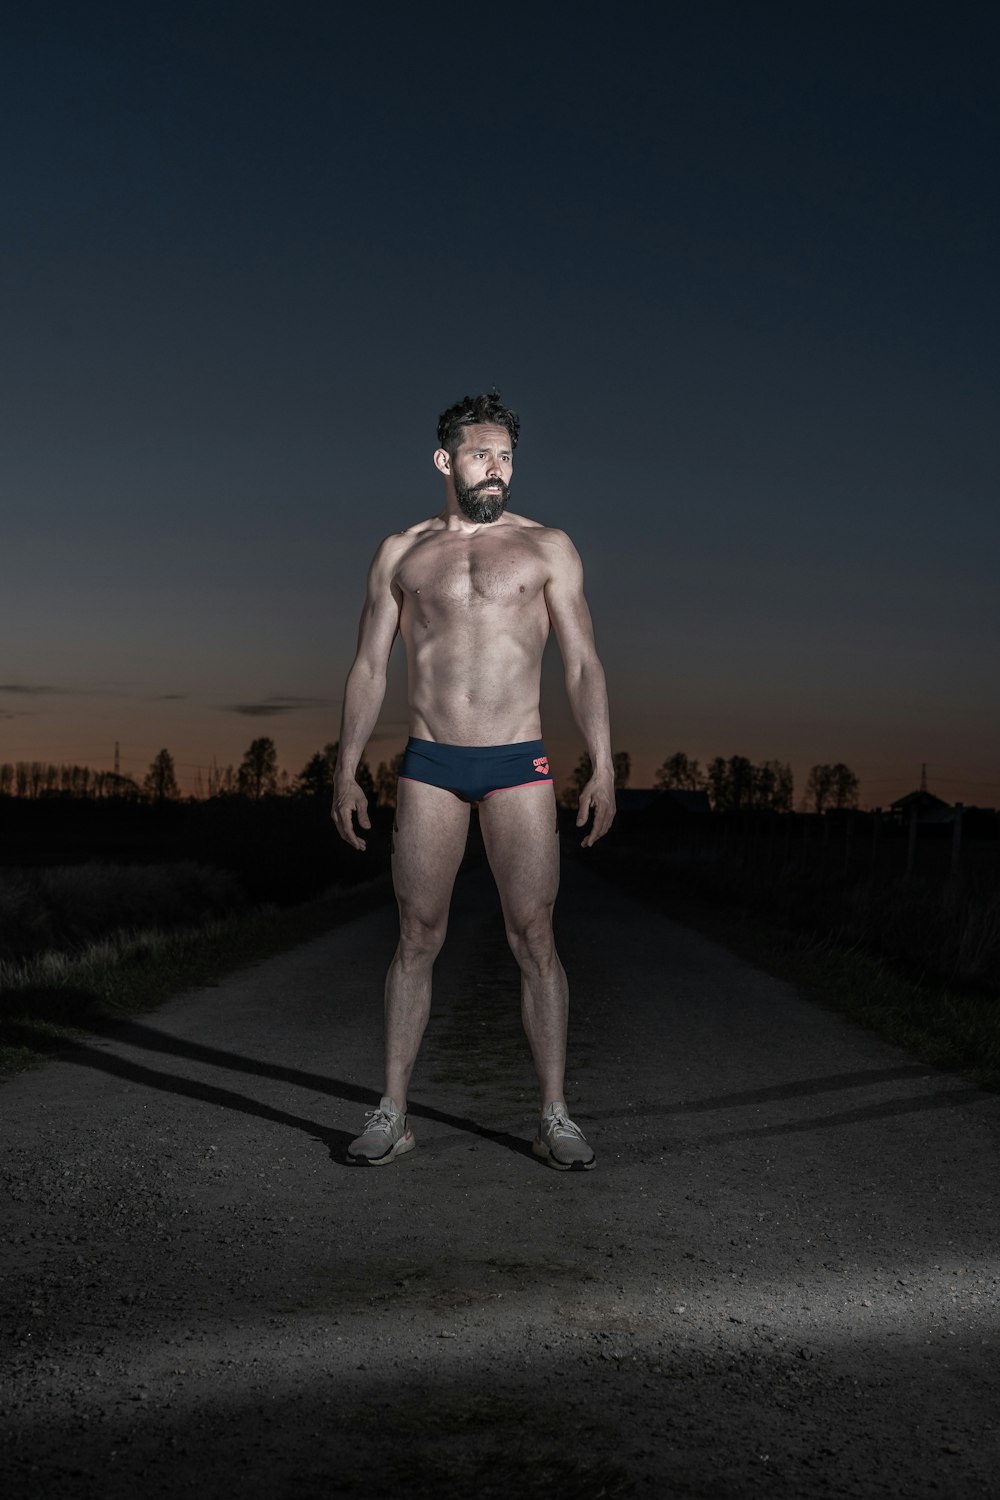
left=559, top=752, right=592, bottom=809
left=238, top=737, right=279, bottom=800
left=805, top=763, right=858, bottom=813
left=143, top=748, right=179, bottom=803
left=374, top=752, right=405, bottom=807
left=655, top=752, right=704, bottom=791
left=295, top=741, right=373, bottom=801
left=830, top=762, right=859, bottom=810
left=751, top=759, right=794, bottom=812
left=356, top=757, right=375, bottom=800
left=707, top=755, right=754, bottom=812
left=613, top=751, right=631, bottom=789
left=294, top=741, right=338, bottom=800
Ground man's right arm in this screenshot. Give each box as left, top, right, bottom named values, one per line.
left=332, top=537, right=403, bottom=850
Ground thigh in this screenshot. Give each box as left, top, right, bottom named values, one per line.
left=478, top=782, right=560, bottom=926
left=392, top=776, right=471, bottom=921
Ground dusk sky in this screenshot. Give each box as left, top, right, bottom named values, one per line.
left=3, top=3, right=998, bottom=808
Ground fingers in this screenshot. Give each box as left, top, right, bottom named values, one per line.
left=580, top=795, right=615, bottom=848
left=332, top=793, right=369, bottom=850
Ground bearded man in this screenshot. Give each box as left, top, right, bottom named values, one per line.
left=333, top=390, right=614, bottom=1169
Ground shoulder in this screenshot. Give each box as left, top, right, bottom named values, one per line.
left=504, top=515, right=581, bottom=561
left=369, top=519, right=440, bottom=572
left=530, top=525, right=583, bottom=582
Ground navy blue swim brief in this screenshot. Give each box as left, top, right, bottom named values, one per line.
left=398, top=738, right=553, bottom=804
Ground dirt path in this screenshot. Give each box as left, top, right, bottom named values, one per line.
left=2, top=855, right=999, bottom=1498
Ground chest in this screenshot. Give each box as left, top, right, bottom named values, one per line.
left=400, top=540, right=545, bottom=608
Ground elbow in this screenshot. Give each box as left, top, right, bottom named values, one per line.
left=565, top=655, right=605, bottom=691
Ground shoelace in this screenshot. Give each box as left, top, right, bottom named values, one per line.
left=361, top=1107, right=396, bottom=1134
left=547, top=1109, right=586, bottom=1141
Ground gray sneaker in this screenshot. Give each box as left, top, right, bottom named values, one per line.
left=532, top=1102, right=595, bottom=1171
left=347, top=1095, right=415, bottom=1165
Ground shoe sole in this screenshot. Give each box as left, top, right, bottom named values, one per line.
left=349, top=1130, right=416, bottom=1166
left=532, top=1139, right=596, bottom=1171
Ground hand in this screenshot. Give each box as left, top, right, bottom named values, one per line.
left=576, top=773, right=615, bottom=848
left=332, top=780, right=372, bottom=851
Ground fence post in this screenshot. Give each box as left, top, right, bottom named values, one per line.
left=906, top=806, right=918, bottom=877
left=871, top=808, right=881, bottom=874
left=951, top=803, right=964, bottom=879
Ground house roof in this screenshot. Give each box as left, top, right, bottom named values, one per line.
left=890, top=789, right=949, bottom=812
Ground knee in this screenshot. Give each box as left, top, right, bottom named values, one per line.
left=397, top=909, right=446, bottom=965
left=506, top=910, right=556, bottom=972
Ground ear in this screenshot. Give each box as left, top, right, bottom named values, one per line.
left=433, top=447, right=452, bottom=476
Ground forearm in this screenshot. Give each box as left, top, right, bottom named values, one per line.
left=336, top=662, right=387, bottom=783
left=565, top=659, right=613, bottom=774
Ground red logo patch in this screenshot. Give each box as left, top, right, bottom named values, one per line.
left=533, top=756, right=550, bottom=776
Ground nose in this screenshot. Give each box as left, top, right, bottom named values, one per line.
left=485, top=456, right=502, bottom=478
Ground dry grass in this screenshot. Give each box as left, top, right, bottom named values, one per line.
left=0, top=874, right=392, bottom=1073
left=0, top=861, right=246, bottom=963
left=586, top=845, right=1000, bottom=1087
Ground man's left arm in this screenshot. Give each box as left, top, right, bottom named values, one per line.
left=543, top=531, right=615, bottom=848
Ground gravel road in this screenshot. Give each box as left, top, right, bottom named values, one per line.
left=2, top=850, right=999, bottom=1498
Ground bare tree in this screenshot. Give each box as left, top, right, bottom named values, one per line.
left=830, top=762, right=859, bottom=810
left=612, top=751, right=631, bottom=789
left=238, top=737, right=279, bottom=800
left=144, top=748, right=180, bottom=803
left=805, top=764, right=835, bottom=814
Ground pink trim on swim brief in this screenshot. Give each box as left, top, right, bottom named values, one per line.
left=481, top=779, right=555, bottom=798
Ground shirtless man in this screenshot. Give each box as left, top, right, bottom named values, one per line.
left=332, top=390, right=614, bottom=1169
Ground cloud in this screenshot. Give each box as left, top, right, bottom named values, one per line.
left=0, top=682, right=136, bottom=700
left=222, top=695, right=332, bottom=718
left=151, top=693, right=190, bottom=701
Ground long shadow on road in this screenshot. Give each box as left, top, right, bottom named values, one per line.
left=30, top=1017, right=989, bottom=1166
left=39, top=1021, right=536, bottom=1165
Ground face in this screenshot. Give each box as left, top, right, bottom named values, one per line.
left=448, top=423, right=514, bottom=523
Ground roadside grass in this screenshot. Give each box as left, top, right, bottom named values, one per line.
left=0, top=875, right=392, bottom=1076
left=584, top=849, right=1000, bottom=1089
left=0, top=861, right=247, bottom=962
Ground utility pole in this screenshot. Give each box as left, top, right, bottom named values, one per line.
left=920, top=762, right=927, bottom=793
left=114, top=741, right=120, bottom=777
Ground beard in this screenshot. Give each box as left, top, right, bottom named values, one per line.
left=454, top=475, right=511, bottom=524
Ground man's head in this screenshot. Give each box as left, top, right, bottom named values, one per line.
left=436, top=389, right=519, bottom=457
left=434, top=390, right=519, bottom=524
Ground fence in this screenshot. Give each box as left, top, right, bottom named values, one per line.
left=609, top=804, right=999, bottom=891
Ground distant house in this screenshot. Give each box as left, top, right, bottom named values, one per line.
left=889, top=789, right=956, bottom=825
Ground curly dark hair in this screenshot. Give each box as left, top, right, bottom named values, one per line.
left=436, top=389, right=520, bottom=455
